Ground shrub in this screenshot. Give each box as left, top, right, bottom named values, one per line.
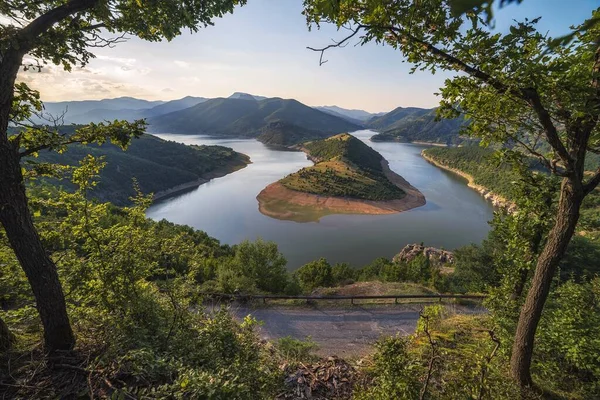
left=331, top=262, right=356, bottom=284
left=295, top=258, right=333, bottom=292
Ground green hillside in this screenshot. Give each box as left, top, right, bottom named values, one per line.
left=369, top=107, right=467, bottom=145
left=30, top=133, right=249, bottom=205
left=423, top=146, right=519, bottom=198
left=256, top=121, right=327, bottom=147
left=366, top=106, right=429, bottom=129
left=279, top=133, right=405, bottom=201
left=147, top=97, right=361, bottom=136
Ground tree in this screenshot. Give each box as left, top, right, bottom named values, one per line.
left=0, top=0, right=244, bottom=352
left=233, top=239, right=289, bottom=293
left=295, top=258, right=333, bottom=292
left=302, top=0, right=600, bottom=390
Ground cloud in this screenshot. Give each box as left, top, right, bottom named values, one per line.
left=96, top=55, right=137, bottom=67
left=161, top=87, right=175, bottom=93
left=174, top=60, right=191, bottom=69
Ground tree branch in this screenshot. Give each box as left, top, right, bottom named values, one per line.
left=19, top=138, right=83, bottom=158
left=307, top=24, right=364, bottom=66
left=15, top=0, right=99, bottom=54
left=381, top=24, right=573, bottom=168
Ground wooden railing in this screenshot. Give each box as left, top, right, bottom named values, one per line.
left=200, top=293, right=486, bottom=304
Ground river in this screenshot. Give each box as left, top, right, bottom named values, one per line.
left=146, top=130, right=494, bottom=269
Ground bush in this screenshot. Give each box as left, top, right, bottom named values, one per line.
left=357, top=257, right=393, bottom=281
left=355, top=336, right=421, bottom=399
left=295, top=258, right=333, bottom=292
left=331, top=262, right=356, bottom=284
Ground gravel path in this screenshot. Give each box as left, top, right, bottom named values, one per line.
left=226, top=302, right=484, bottom=358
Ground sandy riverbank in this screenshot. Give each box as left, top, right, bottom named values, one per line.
left=256, top=160, right=426, bottom=222
left=421, top=150, right=515, bottom=211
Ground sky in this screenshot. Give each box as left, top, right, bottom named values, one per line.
left=15, top=0, right=600, bottom=113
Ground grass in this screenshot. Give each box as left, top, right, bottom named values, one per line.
left=280, top=134, right=406, bottom=201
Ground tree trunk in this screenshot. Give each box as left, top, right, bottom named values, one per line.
left=0, top=57, right=75, bottom=352
left=510, top=178, right=583, bottom=388
left=0, top=314, right=14, bottom=351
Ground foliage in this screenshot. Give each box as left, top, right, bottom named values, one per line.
left=226, top=239, right=289, bottom=294
left=534, top=278, right=600, bottom=396
left=0, top=160, right=282, bottom=398
left=424, top=146, right=522, bottom=200
left=281, top=134, right=406, bottom=201
left=355, top=335, right=421, bottom=399
left=275, top=336, right=319, bottom=364
left=294, top=258, right=334, bottom=292
left=331, top=262, right=356, bottom=284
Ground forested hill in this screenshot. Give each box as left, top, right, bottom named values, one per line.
left=147, top=97, right=361, bottom=136
left=279, top=133, right=406, bottom=201
left=368, top=107, right=467, bottom=145
left=256, top=121, right=328, bottom=147
left=29, top=133, right=250, bottom=206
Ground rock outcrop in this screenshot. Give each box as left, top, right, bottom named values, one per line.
left=393, top=243, right=454, bottom=265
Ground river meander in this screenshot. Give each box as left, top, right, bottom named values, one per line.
left=146, top=130, right=494, bottom=269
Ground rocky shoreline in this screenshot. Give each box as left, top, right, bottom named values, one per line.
left=421, top=150, right=516, bottom=212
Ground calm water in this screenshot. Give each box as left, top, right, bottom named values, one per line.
left=147, top=130, right=494, bottom=269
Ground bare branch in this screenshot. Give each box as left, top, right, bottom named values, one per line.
left=477, top=330, right=501, bottom=400
left=307, top=24, right=364, bottom=66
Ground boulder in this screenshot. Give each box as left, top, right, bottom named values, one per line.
left=393, top=243, right=454, bottom=265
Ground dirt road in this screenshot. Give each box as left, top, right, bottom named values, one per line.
left=227, top=303, right=483, bottom=358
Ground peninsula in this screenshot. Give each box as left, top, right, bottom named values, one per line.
left=257, top=133, right=425, bottom=222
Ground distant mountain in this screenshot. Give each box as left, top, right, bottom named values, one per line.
left=30, top=131, right=249, bottom=206
left=371, top=108, right=467, bottom=145
left=228, top=92, right=267, bottom=101
left=39, top=96, right=207, bottom=124
left=314, top=106, right=380, bottom=122
left=313, top=107, right=365, bottom=126
left=148, top=97, right=361, bottom=136
left=366, top=106, right=430, bottom=130
left=41, top=97, right=164, bottom=122
left=142, top=96, right=208, bottom=117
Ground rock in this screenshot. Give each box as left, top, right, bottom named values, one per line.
left=393, top=243, right=454, bottom=265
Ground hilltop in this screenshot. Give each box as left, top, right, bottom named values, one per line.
left=257, top=133, right=425, bottom=222
left=147, top=97, right=361, bottom=136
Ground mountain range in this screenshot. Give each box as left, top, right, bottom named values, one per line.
left=39, top=93, right=467, bottom=145
left=146, top=96, right=361, bottom=137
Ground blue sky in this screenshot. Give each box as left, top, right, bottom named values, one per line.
left=17, top=0, right=599, bottom=112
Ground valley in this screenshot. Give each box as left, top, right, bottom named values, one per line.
left=146, top=130, right=495, bottom=269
